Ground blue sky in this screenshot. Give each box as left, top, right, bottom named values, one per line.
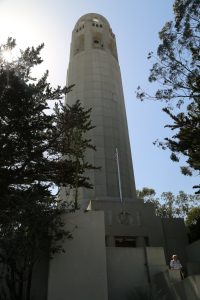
left=0, top=0, right=198, bottom=196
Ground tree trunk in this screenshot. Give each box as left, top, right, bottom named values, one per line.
left=25, top=264, right=33, bottom=300
left=18, top=271, right=24, bottom=300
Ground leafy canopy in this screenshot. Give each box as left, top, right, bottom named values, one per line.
left=137, top=0, right=200, bottom=193
left=137, top=187, right=199, bottom=219
left=186, top=207, right=200, bottom=242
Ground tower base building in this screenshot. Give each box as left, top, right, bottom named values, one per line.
left=47, top=13, right=200, bottom=300
left=47, top=199, right=196, bottom=300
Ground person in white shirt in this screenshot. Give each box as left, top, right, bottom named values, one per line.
left=170, top=254, right=182, bottom=270
left=170, top=254, right=184, bottom=279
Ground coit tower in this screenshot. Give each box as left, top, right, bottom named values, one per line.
left=65, top=13, right=137, bottom=208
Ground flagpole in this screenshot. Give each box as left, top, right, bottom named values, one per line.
left=115, top=148, right=123, bottom=204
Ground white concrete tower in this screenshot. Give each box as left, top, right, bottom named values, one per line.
left=66, top=13, right=137, bottom=207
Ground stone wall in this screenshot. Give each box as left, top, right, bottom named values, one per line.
left=186, top=240, right=200, bottom=276
left=106, top=247, right=167, bottom=300
left=47, top=211, right=108, bottom=300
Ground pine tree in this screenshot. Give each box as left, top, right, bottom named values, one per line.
left=0, top=38, right=96, bottom=299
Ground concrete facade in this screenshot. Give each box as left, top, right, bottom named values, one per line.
left=106, top=246, right=167, bottom=300
left=186, top=240, right=200, bottom=276
left=64, top=13, right=136, bottom=208
left=47, top=211, right=170, bottom=300
left=152, top=270, right=200, bottom=300
left=161, top=218, right=189, bottom=267
left=150, top=240, right=200, bottom=299
left=46, top=206, right=194, bottom=300
left=172, top=275, right=200, bottom=300
left=48, top=211, right=108, bottom=300
left=47, top=13, right=197, bottom=300
left=90, top=199, right=188, bottom=264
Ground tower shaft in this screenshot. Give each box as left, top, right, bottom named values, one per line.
left=66, top=13, right=136, bottom=207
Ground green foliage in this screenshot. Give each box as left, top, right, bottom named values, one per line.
left=55, top=100, right=99, bottom=209
left=0, top=38, right=96, bottom=299
left=136, top=187, right=156, bottom=198
left=186, top=207, right=200, bottom=242
left=137, top=0, right=200, bottom=193
left=138, top=187, right=200, bottom=242
left=186, top=207, right=200, bottom=226
left=137, top=187, right=199, bottom=219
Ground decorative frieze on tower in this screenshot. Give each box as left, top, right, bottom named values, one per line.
left=66, top=13, right=137, bottom=207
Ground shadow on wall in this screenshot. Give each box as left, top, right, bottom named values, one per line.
left=127, top=285, right=163, bottom=300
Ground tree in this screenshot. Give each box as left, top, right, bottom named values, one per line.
left=186, top=207, right=200, bottom=242
left=137, top=187, right=199, bottom=218
left=137, top=0, right=200, bottom=193
left=55, top=100, right=99, bottom=210
left=0, top=38, right=96, bottom=300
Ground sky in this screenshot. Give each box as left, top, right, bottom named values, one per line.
left=0, top=0, right=198, bottom=196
